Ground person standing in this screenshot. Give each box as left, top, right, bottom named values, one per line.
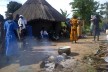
left=93, top=15, right=100, bottom=41
left=14, top=14, right=19, bottom=24
left=90, top=15, right=94, bottom=36
left=18, top=15, right=27, bottom=39
left=18, top=15, right=28, bottom=48
left=70, top=15, right=78, bottom=43
left=4, top=13, right=20, bottom=61
left=26, top=24, right=33, bottom=37
left=14, top=14, right=20, bottom=39
left=0, top=14, right=4, bottom=54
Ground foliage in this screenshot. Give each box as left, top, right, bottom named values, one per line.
left=69, top=0, right=101, bottom=34
left=82, top=24, right=91, bottom=34
left=6, top=1, right=22, bottom=14
left=70, top=0, right=99, bottom=23
left=60, top=9, right=70, bottom=18
left=100, top=2, right=108, bottom=19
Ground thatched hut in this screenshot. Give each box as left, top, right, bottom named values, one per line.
left=13, top=0, right=66, bottom=37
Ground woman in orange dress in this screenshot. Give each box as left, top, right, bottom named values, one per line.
left=70, top=15, right=78, bottom=43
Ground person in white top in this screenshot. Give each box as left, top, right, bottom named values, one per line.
left=18, top=15, right=27, bottom=39
left=90, top=15, right=95, bottom=36
left=18, top=15, right=27, bottom=30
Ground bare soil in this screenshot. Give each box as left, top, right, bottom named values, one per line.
left=0, top=34, right=106, bottom=72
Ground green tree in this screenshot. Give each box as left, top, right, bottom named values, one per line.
left=70, top=0, right=99, bottom=23
left=99, top=2, right=108, bottom=23
left=6, top=1, right=22, bottom=14
left=69, top=0, right=100, bottom=34
left=60, top=9, right=70, bottom=18
left=104, top=2, right=108, bottom=19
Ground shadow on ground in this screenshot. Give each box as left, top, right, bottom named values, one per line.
left=75, top=42, right=94, bottom=44
left=69, top=52, right=79, bottom=57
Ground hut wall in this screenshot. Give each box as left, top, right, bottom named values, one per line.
left=56, top=22, right=61, bottom=35
left=29, top=20, right=51, bottom=38
left=51, top=22, right=61, bottom=35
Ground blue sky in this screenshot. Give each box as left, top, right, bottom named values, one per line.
left=0, top=0, right=107, bottom=18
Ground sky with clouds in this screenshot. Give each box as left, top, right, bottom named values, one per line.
left=0, top=0, right=107, bottom=18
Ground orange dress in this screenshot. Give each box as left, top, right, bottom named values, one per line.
left=70, top=18, right=78, bottom=41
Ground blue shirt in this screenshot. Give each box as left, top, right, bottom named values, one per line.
left=4, top=20, right=18, bottom=38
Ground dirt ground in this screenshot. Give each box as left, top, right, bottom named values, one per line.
left=0, top=34, right=106, bottom=72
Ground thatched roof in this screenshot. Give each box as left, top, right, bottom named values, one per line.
left=13, top=0, right=66, bottom=22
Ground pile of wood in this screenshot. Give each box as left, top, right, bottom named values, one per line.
left=83, top=42, right=108, bottom=72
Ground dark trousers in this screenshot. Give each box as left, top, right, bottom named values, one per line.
left=19, top=29, right=27, bottom=49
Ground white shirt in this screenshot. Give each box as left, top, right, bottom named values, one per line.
left=18, top=18, right=26, bottom=29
